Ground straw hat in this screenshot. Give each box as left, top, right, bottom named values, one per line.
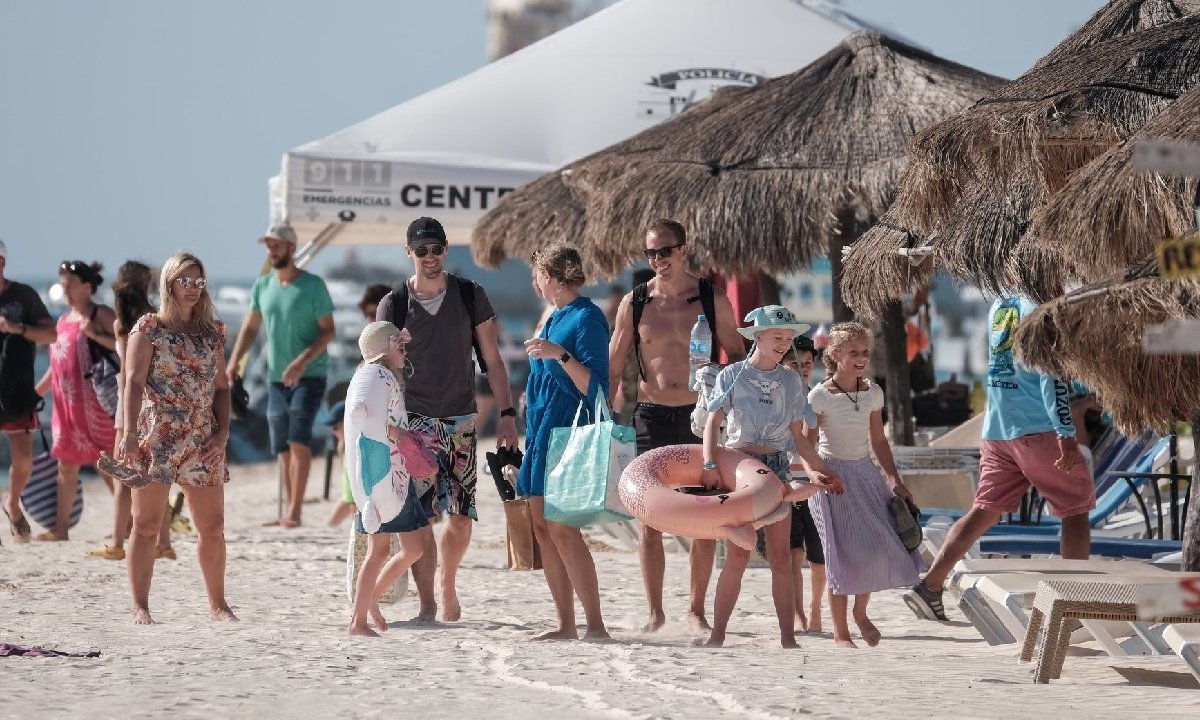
left=737, top=305, right=810, bottom=340
left=359, top=321, right=410, bottom=363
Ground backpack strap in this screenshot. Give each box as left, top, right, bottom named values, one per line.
left=387, top=281, right=410, bottom=331
left=450, top=274, right=489, bottom=375
left=631, top=282, right=649, bottom=382
left=698, top=278, right=719, bottom=363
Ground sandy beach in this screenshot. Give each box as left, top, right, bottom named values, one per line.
left=2, top=449, right=1196, bottom=720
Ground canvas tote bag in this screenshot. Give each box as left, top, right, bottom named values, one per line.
left=543, top=396, right=635, bottom=528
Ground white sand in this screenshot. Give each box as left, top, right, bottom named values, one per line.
left=2, top=455, right=1197, bottom=719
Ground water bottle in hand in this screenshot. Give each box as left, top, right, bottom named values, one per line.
left=688, top=314, right=712, bottom=391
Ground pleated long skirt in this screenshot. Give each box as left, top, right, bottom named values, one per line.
left=809, top=455, right=924, bottom=596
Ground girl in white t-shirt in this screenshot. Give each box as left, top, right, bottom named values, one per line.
left=807, top=322, right=923, bottom=648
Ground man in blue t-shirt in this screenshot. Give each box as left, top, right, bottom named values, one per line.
left=229, top=223, right=336, bottom=528
left=905, top=295, right=1093, bottom=622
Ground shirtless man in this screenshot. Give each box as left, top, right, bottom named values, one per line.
left=609, top=219, right=746, bottom=632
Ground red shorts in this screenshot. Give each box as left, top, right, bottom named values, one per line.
left=0, top=413, right=39, bottom=433
left=975, top=432, right=1096, bottom=518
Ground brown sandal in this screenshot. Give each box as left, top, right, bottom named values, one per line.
left=3, top=506, right=32, bottom=544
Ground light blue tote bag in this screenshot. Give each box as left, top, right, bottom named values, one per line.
left=543, top=396, right=635, bottom=528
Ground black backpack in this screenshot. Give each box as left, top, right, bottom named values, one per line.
left=631, top=278, right=718, bottom=380
left=0, top=332, right=39, bottom=424
left=386, top=274, right=488, bottom=374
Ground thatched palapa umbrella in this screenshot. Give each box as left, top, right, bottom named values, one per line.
left=1012, top=84, right=1200, bottom=300
left=471, top=85, right=755, bottom=274
left=1031, top=0, right=1200, bottom=70
left=473, top=32, right=1005, bottom=279
left=844, top=8, right=1200, bottom=316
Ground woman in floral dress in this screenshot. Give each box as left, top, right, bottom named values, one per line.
left=35, top=260, right=117, bottom=541
left=104, top=251, right=235, bottom=625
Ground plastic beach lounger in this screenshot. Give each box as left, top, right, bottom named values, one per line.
left=978, top=536, right=1181, bottom=560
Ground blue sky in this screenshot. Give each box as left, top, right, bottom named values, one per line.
left=1, top=0, right=1106, bottom=282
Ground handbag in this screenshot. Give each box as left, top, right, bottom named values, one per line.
left=887, top=495, right=923, bottom=553
left=345, top=524, right=407, bottom=604
left=543, top=395, right=635, bottom=528
left=393, top=427, right=439, bottom=480
left=83, top=306, right=120, bottom=417
left=503, top=495, right=543, bottom=571
left=20, top=428, right=83, bottom=531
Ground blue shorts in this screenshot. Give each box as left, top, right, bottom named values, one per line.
left=354, top=480, right=430, bottom=535
left=266, top=377, right=327, bottom=455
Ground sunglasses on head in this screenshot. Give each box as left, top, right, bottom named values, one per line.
left=174, top=277, right=208, bottom=290
left=643, top=242, right=685, bottom=260
left=413, top=244, right=445, bottom=258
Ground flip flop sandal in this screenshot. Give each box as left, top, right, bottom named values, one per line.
left=156, top=546, right=177, bottom=560
left=3, top=506, right=32, bottom=544
left=85, top=545, right=126, bottom=560
left=96, top=452, right=152, bottom=490
left=35, top=532, right=66, bottom=542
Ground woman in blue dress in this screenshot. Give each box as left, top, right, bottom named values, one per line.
left=519, top=243, right=611, bottom=641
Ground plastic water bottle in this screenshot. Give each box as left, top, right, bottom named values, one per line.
left=688, top=315, right=712, bottom=391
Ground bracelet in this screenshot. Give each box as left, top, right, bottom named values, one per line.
left=702, top=461, right=718, bottom=471
left=123, top=430, right=137, bottom=439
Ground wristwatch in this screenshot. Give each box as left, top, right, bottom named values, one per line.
left=558, top=351, right=571, bottom=364
left=499, top=407, right=516, bottom=418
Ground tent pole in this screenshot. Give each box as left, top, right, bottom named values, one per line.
left=295, top=223, right=344, bottom=269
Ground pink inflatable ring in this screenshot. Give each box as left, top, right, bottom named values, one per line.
left=619, top=445, right=818, bottom=551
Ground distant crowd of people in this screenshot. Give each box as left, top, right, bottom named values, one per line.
left=0, top=215, right=1094, bottom=645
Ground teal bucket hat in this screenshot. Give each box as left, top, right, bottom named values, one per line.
left=737, top=305, right=811, bottom=341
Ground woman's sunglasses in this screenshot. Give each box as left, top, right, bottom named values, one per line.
left=643, top=242, right=685, bottom=260
left=413, top=244, right=446, bottom=258
left=174, top=277, right=208, bottom=290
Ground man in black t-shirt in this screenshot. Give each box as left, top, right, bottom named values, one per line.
left=0, top=239, right=58, bottom=543
left=375, top=217, right=517, bottom=622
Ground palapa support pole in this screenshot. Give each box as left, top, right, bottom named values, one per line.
left=880, top=300, right=915, bottom=447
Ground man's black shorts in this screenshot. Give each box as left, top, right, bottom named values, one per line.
left=633, top=403, right=699, bottom=456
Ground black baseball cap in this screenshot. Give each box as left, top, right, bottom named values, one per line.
left=792, top=334, right=816, bottom=353
left=407, top=217, right=447, bottom=245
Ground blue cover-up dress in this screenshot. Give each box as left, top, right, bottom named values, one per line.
left=517, top=296, right=610, bottom=497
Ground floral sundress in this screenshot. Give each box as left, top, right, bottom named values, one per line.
left=128, top=314, right=229, bottom=487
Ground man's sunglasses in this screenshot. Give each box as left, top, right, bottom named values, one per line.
left=413, top=244, right=446, bottom=258
left=643, top=242, right=685, bottom=260
left=174, top=277, right=208, bottom=290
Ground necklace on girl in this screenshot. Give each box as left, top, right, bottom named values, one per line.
left=828, top=377, right=862, bottom=412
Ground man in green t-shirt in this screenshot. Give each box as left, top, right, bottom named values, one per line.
left=229, top=223, right=336, bottom=528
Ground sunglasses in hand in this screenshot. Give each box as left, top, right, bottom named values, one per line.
left=643, top=242, right=685, bottom=260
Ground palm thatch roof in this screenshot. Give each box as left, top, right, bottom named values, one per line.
left=1032, top=0, right=1200, bottom=70
left=843, top=10, right=1200, bottom=317
left=902, top=14, right=1200, bottom=227
left=1011, top=84, right=1200, bottom=301
left=471, top=85, right=755, bottom=273
left=1014, top=257, right=1200, bottom=433
left=472, top=31, right=1004, bottom=276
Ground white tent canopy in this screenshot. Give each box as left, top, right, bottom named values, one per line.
left=272, top=0, right=862, bottom=256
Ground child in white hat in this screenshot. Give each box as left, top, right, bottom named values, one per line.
left=700, top=305, right=843, bottom=649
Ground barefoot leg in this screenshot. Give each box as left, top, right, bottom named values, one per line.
left=349, top=532, right=390, bottom=636
left=128, top=482, right=171, bottom=625
left=852, top=593, right=879, bottom=646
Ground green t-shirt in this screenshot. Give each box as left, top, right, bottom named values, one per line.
left=250, top=270, right=334, bottom=382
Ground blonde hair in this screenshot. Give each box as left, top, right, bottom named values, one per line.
left=533, top=243, right=586, bottom=288
left=823, top=321, right=872, bottom=373
left=159, top=251, right=218, bottom=336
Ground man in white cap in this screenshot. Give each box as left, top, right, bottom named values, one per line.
left=0, top=238, right=58, bottom=542
left=229, top=223, right=336, bottom=528
left=607, top=218, right=747, bottom=633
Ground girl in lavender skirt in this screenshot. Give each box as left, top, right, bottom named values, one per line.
left=807, top=322, right=923, bottom=648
